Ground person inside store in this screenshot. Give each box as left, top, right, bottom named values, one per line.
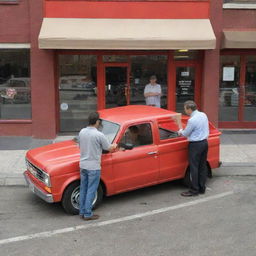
left=173, top=100, right=209, bottom=197
left=144, top=75, right=162, bottom=108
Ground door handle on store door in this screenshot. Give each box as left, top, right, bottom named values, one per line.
left=147, top=151, right=158, bottom=155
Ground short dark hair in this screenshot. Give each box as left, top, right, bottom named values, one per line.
left=150, top=75, right=157, bottom=80
left=88, top=112, right=100, bottom=125
left=184, top=100, right=197, bottom=111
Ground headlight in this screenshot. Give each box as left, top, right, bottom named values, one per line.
left=26, top=158, right=51, bottom=187
left=42, top=172, right=51, bottom=187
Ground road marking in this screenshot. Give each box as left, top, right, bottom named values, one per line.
left=0, top=191, right=234, bottom=246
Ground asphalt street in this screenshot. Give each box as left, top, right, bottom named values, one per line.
left=1, top=169, right=256, bottom=256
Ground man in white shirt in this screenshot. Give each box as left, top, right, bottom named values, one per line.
left=174, top=101, right=209, bottom=197
left=144, top=75, right=162, bottom=108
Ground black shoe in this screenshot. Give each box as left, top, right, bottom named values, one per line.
left=181, top=191, right=199, bottom=197
left=83, top=214, right=100, bottom=221
left=199, top=189, right=205, bottom=194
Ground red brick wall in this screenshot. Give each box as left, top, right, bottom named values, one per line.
left=223, top=9, right=256, bottom=29
left=0, top=0, right=30, bottom=42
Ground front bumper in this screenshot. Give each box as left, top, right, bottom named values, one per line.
left=23, top=171, right=54, bottom=203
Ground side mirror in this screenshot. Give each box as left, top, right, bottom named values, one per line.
left=118, top=142, right=134, bottom=150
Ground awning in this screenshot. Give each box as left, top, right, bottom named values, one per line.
left=39, top=18, right=216, bottom=50
left=222, top=30, right=256, bottom=49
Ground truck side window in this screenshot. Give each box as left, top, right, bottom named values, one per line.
left=158, top=120, right=179, bottom=140
left=120, top=123, right=153, bottom=147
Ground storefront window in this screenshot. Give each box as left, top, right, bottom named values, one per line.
left=244, top=56, right=256, bottom=121
left=176, top=66, right=195, bottom=113
left=0, top=49, right=31, bottom=119
left=103, top=55, right=129, bottom=63
left=130, top=55, right=167, bottom=108
left=59, top=55, right=97, bottom=132
left=219, top=56, right=240, bottom=121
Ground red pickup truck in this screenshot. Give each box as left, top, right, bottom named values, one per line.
left=24, top=105, right=221, bottom=214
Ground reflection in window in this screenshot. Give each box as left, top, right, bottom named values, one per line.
left=59, top=55, right=97, bottom=132
left=219, top=56, right=240, bottom=121
left=130, top=55, right=167, bottom=108
left=120, top=123, right=153, bottom=148
left=98, top=119, right=120, bottom=143
left=244, top=56, right=256, bottom=121
left=0, top=49, right=30, bottom=119
left=176, top=67, right=195, bottom=113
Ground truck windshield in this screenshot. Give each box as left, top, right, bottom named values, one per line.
left=99, top=119, right=120, bottom=143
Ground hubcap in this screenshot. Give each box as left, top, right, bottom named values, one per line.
left=71, top=185, right=98, bottom=210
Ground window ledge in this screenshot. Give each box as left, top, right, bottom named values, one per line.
left=0, top=120, right=32, bottom=124
left=223, top=3, right=256, bottom=9
left=0, top=1, right=18, bottom=4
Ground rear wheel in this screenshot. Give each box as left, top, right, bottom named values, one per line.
left=61, top=180, right=103, bottom=215
left=182, top=164, right=212, bottom=188
left=183, top=167, right=192, bottom=188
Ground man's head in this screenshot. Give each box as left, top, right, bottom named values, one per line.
left=149, top=75, right=157, bottom=84
left=184, top=100, right=197, bottom=116
left=88, top=112, right=100, bottom=127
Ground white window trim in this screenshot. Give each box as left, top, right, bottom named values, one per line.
left=223, top=3, right=256, bottom=9
left=0, top=43, right=30, bottom=49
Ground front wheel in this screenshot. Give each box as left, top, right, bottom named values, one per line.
left=61, top=181, right=103, bottom=215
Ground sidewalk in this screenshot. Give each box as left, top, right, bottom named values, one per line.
left=1, top=132, right=256, bottom=186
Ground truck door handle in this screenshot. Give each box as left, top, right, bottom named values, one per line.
left=147, top=151, right=157, bottom=155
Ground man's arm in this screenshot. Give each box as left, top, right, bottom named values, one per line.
left=179, top=119, right=194, bottom=137
left=144, top=92, right=161, bottom=97
left=100, top=134, right=117, bottom=152
left=172, top=113, right=182, bottom=130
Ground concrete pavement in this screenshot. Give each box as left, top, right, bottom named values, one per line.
left=1, top=175, right=256, bottom=255
left=0, top=131, right=256, bottom=186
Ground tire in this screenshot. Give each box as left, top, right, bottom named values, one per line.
left=182, top=163, right=212, bottom=188
left=182, top=168, right=192, bottom=188
left=61, top=180, right=104, bottom=215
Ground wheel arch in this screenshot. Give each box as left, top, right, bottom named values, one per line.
left=61, top=177, right=107, bottom=201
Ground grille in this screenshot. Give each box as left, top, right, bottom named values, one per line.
left=26, top=159, right=45, bottom=183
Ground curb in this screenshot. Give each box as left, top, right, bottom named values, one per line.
left=1, top=164, right=256, bottom=187
left=0, top=173, right=26, bottom=186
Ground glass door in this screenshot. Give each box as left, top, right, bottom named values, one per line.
left=58, top=55, right=97, bottom=132
left=244, top=56, right=256, bottom=121
left=105, top=65, right=129, bottom=108
left=219, top=56, right=240, bottom=122
left=175, top=62, right=200, bottom=113
left=219, top=54, right=256, bottom=126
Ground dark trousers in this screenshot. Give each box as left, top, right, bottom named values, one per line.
left=188, top=140, right=208, bottom=194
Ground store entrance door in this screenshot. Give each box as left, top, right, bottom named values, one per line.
left=175, top=61, right=201, bottom=113
left=104, top=64, right=130, bottom=108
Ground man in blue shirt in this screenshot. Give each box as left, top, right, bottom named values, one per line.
left=177, top=101, right=209, bottom=196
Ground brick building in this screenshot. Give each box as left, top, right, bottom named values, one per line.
left=0, top=0, right=255, bottom=138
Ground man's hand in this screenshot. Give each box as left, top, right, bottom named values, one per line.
left=172, top=113, right=183, bottom=130
left=109, top=143, right=118, bottom=152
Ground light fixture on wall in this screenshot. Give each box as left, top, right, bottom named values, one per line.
left=178, top=49, right=189, bottom=52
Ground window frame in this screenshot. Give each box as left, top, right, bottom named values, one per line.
left=223, top=0, right=256, bottom=9
left=0, top=0, right=19, bottom=4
